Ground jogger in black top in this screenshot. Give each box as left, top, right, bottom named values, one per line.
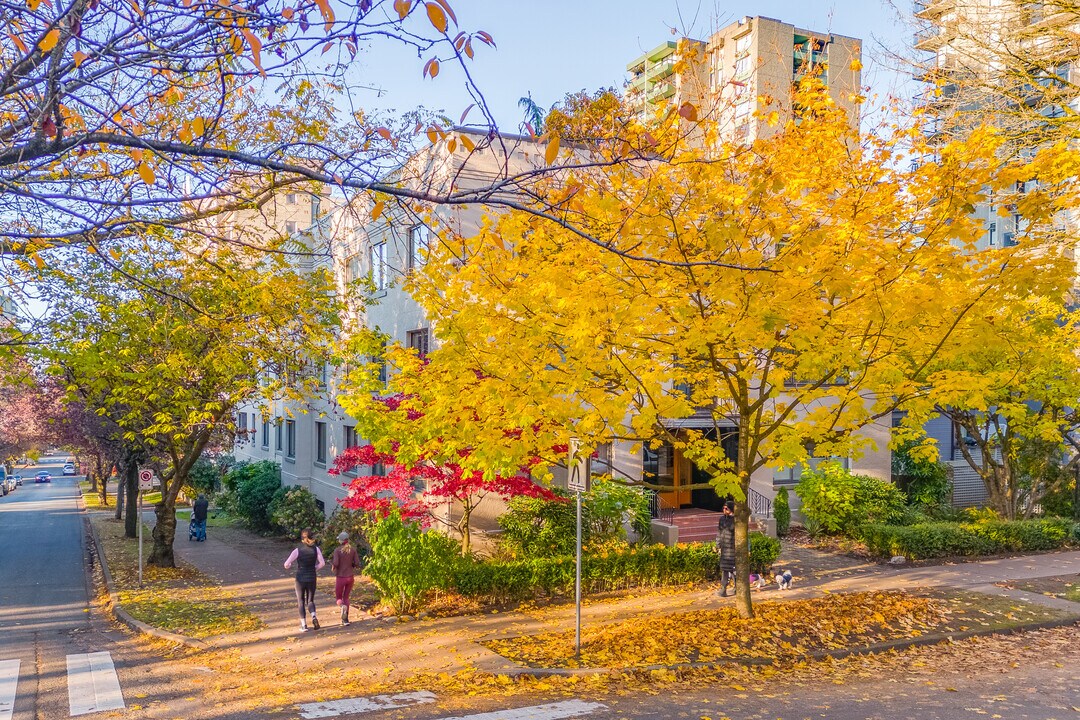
left=283, top=528, right=326, bottom=631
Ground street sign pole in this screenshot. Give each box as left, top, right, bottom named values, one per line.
left=567, top=438, right=590, bottom=660
left=137, top=468, right=154, bottom=587
left=138, top=489, right=143, bottom=587
left=575, top=488, right=582, bottom=658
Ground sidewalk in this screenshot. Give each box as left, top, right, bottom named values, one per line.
left=160, top=521, right=1080, bottom=680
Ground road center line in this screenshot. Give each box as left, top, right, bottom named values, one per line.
left=432, top=700, right=608, bottom=720
left=0, top=660, right=19, bottom=720
left=298, top=690, right=438, bottom=718
left=66, top=652, right=125, bottom=717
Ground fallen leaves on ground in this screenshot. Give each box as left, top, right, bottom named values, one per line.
left=93, top=515, right=263, bottom=638
left=485, top=589, right=1060, bottom=669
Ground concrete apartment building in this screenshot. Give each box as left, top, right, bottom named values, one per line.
left=230, top=18, right=878, bottom=539
left=626, top=16, right=862, bottom=143
left=911, top=0, right=1080, bottom=507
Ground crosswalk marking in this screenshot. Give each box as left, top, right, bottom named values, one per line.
left=432, top=700, right=608, bottom=720
left=66, top=652, right=124, bottom=717
left=299, top=690, right=438, bottom=718
left=0, top=660, right=18, bottom=720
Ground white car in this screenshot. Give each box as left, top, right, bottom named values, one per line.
left=62, top=463, right=76, bottom=476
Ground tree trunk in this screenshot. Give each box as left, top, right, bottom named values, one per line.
left=114, top=470, right=125, bottom=520
left=89, top=454, right=99, bottom=493
left=148, top=500, right=176, bottom=567
left=734, top=414, right=754, bottom=619
left=124, top=462, right=139, bottom=538
left=457, top=501, right=473, bottom=555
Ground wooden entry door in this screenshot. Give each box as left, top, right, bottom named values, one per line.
left=672, top=448, right=693, bottom=507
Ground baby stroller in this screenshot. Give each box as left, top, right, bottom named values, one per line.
left=188, top=517, right=207, bottom=542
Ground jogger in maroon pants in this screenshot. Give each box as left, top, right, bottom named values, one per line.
left=331, top=531, right=361, bottom=626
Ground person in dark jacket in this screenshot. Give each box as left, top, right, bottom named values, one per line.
left=284, top=528, right=326, bottom=631
left=191, top=494, right=209, bottom=541
left=716, top=500, right=736, bottom=597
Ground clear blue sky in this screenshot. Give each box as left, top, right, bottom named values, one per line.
left=356, top=0, right=917, bottom=131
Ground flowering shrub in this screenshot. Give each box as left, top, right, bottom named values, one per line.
left=269, top=486, right=325, bottom=540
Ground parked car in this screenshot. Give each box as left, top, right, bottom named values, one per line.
left=62, top=463, right=76, bottom=476
left=13, top=475, right=22, bottom=486
left=35, top=471, right=51, bottom=483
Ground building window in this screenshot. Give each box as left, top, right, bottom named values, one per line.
left=345, top=254, right=362, bottom=283
left=261, top=417, right=270, bottom=449
left=734, top=32, right=752, bottom=55
left=285, top=419, right=296, bottom=458
left=275, top=417, right=283, bottom=451
left=773, top=456, right=850, bottom=485
left=407, top=224, right=429, bottom=271
left=285, top=193, right=297, bottom=205
left=344, top=426, right=359, bottom=449
left=406, top=328, right=430, bottom=357
left=734, top=55, right=752, bottom=78
left=370, top=241, right=386, bottom=290
left=285, top=220, right=297, bottom=234
left=315, top=421, right=327, bottom=465
left=988, top=222, right=997, bottom=245
left=238, top=412, right=248, bottom=441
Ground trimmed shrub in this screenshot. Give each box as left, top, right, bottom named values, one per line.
left=225, top=461, right=282, bottom=531
left=498, top=493, right=579, bottom=558
left=860, top=518, right=1074, bottom=560
left=452, top=533, right=777, bottom=604
left=269, top=486, right=325, bottom=540
left=321, top=507, right=372, bottom=558
left=365, top=510, right=461, bottom=615
left=795, top=463, right=906, bottom=536
left=774, top=487, right=791, bottom=538
left=749, top=532, right=781, bottom=574
left=891, top=439, right=952, bottom=509
left=498, top=481, right=653, bottom=559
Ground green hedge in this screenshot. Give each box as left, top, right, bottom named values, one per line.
left=860, top=518, right=1078, bottom=560
left=452, top=534, right=779, bottom=603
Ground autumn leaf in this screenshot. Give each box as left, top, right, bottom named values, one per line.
left=313, top=0, right=334, bottom=29
left=423, top=57, right=440, bottom=79
left=425, top=2, right=447, bottom=33
left=544, top=134, right=560, bottom=165
left=137, top=162, right=155, bottom=185
left=241, top=28, right=263, bottom=75
left=72, top=50, right=88, bottom=67
left=371, top=200, right=385, bottom=220
left=38, top=28, right=60, bottom=52
left=393, top=0, right=411, bottom=20
left=678, top=101, right=698, bottom=122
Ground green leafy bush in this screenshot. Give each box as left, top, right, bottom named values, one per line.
left=269, top=486, right=325, bottom=540
left=774, top=487, right=791, bottom=538
left=365, top=510, right=461, bottom=615
left=749, top=532, right=781, bottom=574
left=451, top=533, right=777, bottom=604
left=498, top=493, right=578, bottom=558
left=891, top=439, right=952, bottom=509
left=224, top=461, right=282, bottom=531
left=321, top=507, right=372, bottom=557
left=860, top=518, right=1074, bottom=560
left=795, top=463, right=906, bottom=536
left=498, top=481, right=652, bottom=559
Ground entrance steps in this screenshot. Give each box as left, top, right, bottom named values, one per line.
left=668, top=508, right=766, bottom=543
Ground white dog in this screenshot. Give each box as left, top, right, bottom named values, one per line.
left=774, top=570, right=794, bottom=590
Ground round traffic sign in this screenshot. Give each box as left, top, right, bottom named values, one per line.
left=138, top=469, right=153, bottom=483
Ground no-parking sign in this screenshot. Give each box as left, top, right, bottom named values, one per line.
left=138, top=469, right=154, bottom=491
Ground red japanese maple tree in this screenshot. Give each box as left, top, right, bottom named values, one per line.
left=329, top=437, right=563, bottom=554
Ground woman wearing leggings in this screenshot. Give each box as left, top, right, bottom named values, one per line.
left=283, top=528, right=325, bottom=632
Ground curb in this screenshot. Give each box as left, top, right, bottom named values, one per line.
left=479, top=615, right=1080, bottom=678
left=84, top=512, right=213, bottom=651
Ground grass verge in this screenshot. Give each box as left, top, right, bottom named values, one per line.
left=175, top=507, right=241, bottom=529
left=1001, top=574, right=1080, bottom=603
left=92, top=515, right=263, bottom=638
left=485, top=589, right=1076, bottom=669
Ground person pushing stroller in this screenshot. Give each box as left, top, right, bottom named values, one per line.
left=189, top=494, right=209, bottom=542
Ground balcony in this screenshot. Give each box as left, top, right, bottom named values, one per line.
left=645, top=59, right=675, bottom=82
left=914, top=23, right=955, bottom=51
left=647, top=82, right=676, bottom=102
left=913, top=0, right=954, bottom=18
